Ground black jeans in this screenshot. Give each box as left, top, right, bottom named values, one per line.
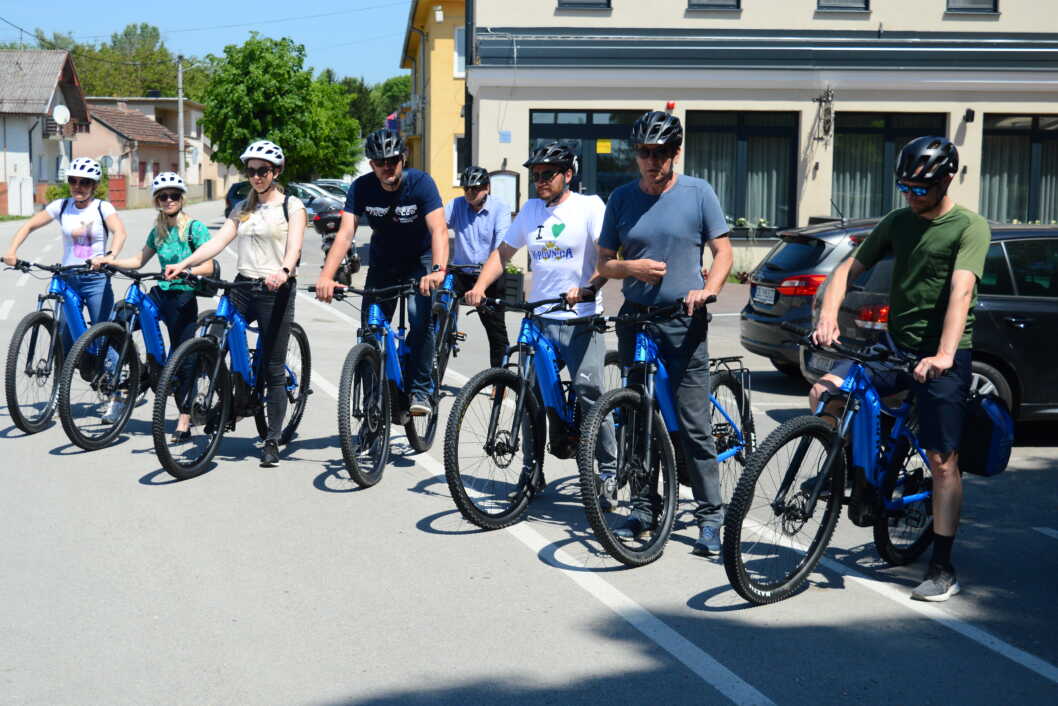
left=229, top=276, right=296, bottom=442
left=616, top=302, right=722, bottom=526
left=452, top=271, right=509, bottom=369
left=115, top=287, right=199, bottom=409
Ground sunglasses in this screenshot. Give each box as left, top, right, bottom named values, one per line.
left=245, top=166, right=274, bottom=178
left=67, top=177, right=95, bottom=188
left=372, top=156, right=401, bottom=168
left=636, top=145, right=674, bottom=161
left=531, top=169, right=562, bottom=184
left=156, top=191, right=183, bottom=202
left=896, top=181, right=932, bottom=197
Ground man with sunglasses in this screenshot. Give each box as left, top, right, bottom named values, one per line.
left=315, top=128, right=448, bottom=416
left=445, top=165, right=511, bottom=368
left=811, top=136, right=990, bottom=602
left=596, top=110, right=733, bottom=558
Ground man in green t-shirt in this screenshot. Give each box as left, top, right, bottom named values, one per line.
left=811, top=137, right=989, bottom=603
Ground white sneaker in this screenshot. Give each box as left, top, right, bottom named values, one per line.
left=101, top=399, right=126, bottom=424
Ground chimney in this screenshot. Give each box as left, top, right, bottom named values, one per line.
left=117, top=101, right=128, bottom=112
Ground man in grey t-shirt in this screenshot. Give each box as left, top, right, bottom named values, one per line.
left=597, top=110, right=734, bottom=557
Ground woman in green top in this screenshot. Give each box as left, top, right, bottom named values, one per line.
left=101, top=172, right=216, bottom=440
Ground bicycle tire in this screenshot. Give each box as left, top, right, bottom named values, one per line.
left=151, top=337, right=232, bottom=480
left=57, top=322, right=141, bottom=451
left=404, top=373, right=440, bottom=453
left=443, top=367, right=545, bottom=529
left=603, top=349, right=622, bottom=392
left=337, top=343, right=391, bottom=488
left=578, top=387, right=679, bottom=567
left=253, top=321, right=312, bottom=444
left=5, top=311, right=63, bottom=434
left=723, top=415, right=845, bottom=605
left=710, top=370, right=756, bottom=507
left=873, top=436, right=934, bottom=566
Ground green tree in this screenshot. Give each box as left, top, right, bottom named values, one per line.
left=341, top=76, right=381, bottom=135
left=304, top=76, right=362, bottom=178
left=371, top=74, right=411, bottom=123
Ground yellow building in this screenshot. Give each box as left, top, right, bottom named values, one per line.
left=401, top=0, right=468, bottom=204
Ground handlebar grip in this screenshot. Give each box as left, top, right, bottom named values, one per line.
left=704, top=294, right=717, bottom=305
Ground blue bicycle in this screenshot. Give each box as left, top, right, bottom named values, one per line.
left=723, top=322, right=930, bottom=604
left=316, top=280, right=439, bottom=488
left=442, top=295, right=624, bottom=530
left=577, top=299, right=756, bottom=566
left=151, top=276, right=311, bottom=480
left=4, top=260, right=105, bottom=434
left=430, top=264, right=481, bottom=385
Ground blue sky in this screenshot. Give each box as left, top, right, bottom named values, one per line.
left=0, top=0, right=412, bottom=85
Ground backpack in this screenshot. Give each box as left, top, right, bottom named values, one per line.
left=186, top=219, right=221, bottom=298
left=959, top=393, right=1015, bottom=477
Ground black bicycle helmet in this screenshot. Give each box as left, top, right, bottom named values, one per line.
left=459, top=165, right=490, bottom=188
left=365, top=129, right=406, bottom=160
left=630, top=110, right=684, bottom=147
left=896, top=136, right=959, bottom=183
left=524, top=142, right=577, bottom=173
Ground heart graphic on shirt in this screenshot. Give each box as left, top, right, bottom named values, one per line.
left=551, top=223, right=565, bottom=239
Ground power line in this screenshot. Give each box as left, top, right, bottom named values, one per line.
left=0, top=14, right=174, bottom=66
left=163, top=1, right=408, bottom=35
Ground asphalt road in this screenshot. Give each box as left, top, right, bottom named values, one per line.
left=1, top=200, right=1055, bottom=705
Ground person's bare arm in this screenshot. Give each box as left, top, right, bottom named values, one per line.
left=106, top=244, right=155, bottom=269
left=914, top=269, right=976, bottom=383
left=597, top=247, right=666, bottom=284
left=3, top=210, right=54, bottom=265
left=316, top=211, right=358, bottom=302
left=686, top=236, right=733, bottom=313
left=465, top=243, right=517, bottom=306
left=420, top=207, right=450, bottom=295
left=102, top=212, right=128, bottom=258
left=164, top=219, right=237, bottom=280
left=813, top=256, right=867, bottom=346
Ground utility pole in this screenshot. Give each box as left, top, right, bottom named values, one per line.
left=177, top=55, right=185, bottom=179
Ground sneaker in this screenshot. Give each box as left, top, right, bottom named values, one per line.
left=260, top=440, right=280, bottom=468
left=101, top=399, right=126, bottom=424
left=614, top=514, right=651, bottom=539
left=170, top=429, right=191, bottom=444
left=692, top=523, right=722, bottom=557
left=597, top=473, right=617, bottom=512
left=911, top=562, right=961, bottom=602
left=409, top=398, right=431, bottom=417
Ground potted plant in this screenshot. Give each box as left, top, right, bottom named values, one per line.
left=754, top=217, right=777, bottom=239
left=501, top=262, right=525, bottom=303
left=731, top=217, right=750, bottom=239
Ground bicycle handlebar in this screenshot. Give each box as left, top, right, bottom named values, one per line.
left=183, top=274, right=266, bottom=291
left=307, top=279, right=418, bottom=302
left=781, top=321, right=916, bottom=368
left=8, top=260, right=97, bottom=275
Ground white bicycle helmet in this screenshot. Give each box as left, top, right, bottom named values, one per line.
left=68, top=157, right=102, bottom=181
left=239, top=140, right=285, bottom=167
left=151, top=171, right=187, bottom=196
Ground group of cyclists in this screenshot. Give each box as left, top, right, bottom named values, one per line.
left=4, top=107, right=987, bottom=604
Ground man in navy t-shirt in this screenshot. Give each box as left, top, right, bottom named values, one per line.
left=316, top=129, right=449, bottom=415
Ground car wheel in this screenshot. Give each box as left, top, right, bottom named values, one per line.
left=970, top=360, right=1014, bottom=413
left=772, top=358, right=803, bottom=380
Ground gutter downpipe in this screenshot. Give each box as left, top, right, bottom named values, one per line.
left=410, top=26, right=427, bottom=168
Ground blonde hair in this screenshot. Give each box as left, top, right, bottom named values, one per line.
left=239, top=174, right=284, bottom=222
left=155, top=193, right=191, bottom=245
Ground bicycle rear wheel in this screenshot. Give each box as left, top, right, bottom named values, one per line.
left=152, top=337, right=232, bottom=480
left=723, top=415, right=845, bottom=604
left=5, top=311, right=63, bottom=434
left=874, top=436, right=934, bottom=566
left=710, top=370, right=756, bottom=508
left=253, top=321, right=311, bottom=444
left=57, top=322, right=141, bottom=451
left=577, top=387, right=678, bottom=567
left=443, top=368, right=544, bottom=529
left=337, top=343, right=391, bottom=487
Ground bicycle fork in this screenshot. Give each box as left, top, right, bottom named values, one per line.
left=773, top=409, right=853, bottom=519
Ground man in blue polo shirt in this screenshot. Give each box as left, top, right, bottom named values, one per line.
left=446, top=165, right=511, bottom=368
left=316, top=128, right=449, bottom=415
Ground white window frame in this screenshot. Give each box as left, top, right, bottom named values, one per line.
left=454, top=134, right=465, bottom=186
left=454, top=27, right=466, bottom=78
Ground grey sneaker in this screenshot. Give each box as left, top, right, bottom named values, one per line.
left=692, top=523, right=722, bottom=556
left=409, top=398, right=431, bottom=417
left=101, top=399, right=126, bottom=424
left=614, top=514, right=651, bottom=539
left=597, top=473, right=617, bottom=512
left=911, top=563, right=960, bottom=602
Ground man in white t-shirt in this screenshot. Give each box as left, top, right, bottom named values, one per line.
left=466, top=142, right=616, bottom=490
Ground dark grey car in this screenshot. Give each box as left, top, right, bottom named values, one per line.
left=802, top=225, right=1058, bottom=422
left=740, top=219, right=879, bottom=378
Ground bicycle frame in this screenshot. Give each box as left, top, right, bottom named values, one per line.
left=362, top=299, right=410, bottom=393
left=23, top=274, right=93, bottom=379
left=118, top=281, right=167, bottom=366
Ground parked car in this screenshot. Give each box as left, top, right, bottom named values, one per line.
left=740, top=218, right=879, bottom=378
left=224, top=181, right=250, bottom=217
left=802, top=225, right=1058, bottom=421
left=311, top=202, right=342, bottom=236
left=285, top=182, right=342, bottom=216
left=314, top=179, right=350, bottom=199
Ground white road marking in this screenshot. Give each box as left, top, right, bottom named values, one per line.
left=41, top=242, right=55, bottom=254
left=0, top=299, right=13, bottom=320
left=743, top=518, right=1058, bottom=685
left=1033, top=527, right=1058, bottom=541
left=712, top=312, right=740, bottom=318
left=311, top=369, right=339, bottom=399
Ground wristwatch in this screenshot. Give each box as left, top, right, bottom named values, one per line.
left=431, top=264, right=446, bottom=273
left=282, top=266, right=290, bottom=275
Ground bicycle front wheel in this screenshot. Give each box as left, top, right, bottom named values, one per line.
left=874, top=436, right=934, bottom=566
left=152, top=337, right=232, bottom=480
left=443, top=367, right=544, bottom=529
left=58, top=322, right=141, bottom=451
left=5, top=311, right=63, bottom=434
left=723, top=415, right=845, bottom=605
left=578, top=387, right=678, bottom=567
left=710, top=370, right=756, bottom=508
left=253, top=321, right=312, bottom=444
left=337, top=343, right=391, bottom=488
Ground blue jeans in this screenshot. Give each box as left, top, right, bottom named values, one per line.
left=59, top=271, right=113, bottom=350
left=362, top=254, right=435, bottom=401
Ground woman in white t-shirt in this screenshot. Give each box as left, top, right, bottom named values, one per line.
left=3, top=158, right=128, bottom=344
left=165, top=140, right=306, bottom=468
left=466, top=142, right=616, bottom=483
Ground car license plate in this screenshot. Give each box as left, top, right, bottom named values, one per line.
left=810, top=353, right=835, bottom=372
left=752, top=286, right=776, bottom=306
left=327, top=222, right=337, bottom=231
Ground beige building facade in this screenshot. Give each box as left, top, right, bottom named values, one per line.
left=468, top=1, right=1058, bottom=230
